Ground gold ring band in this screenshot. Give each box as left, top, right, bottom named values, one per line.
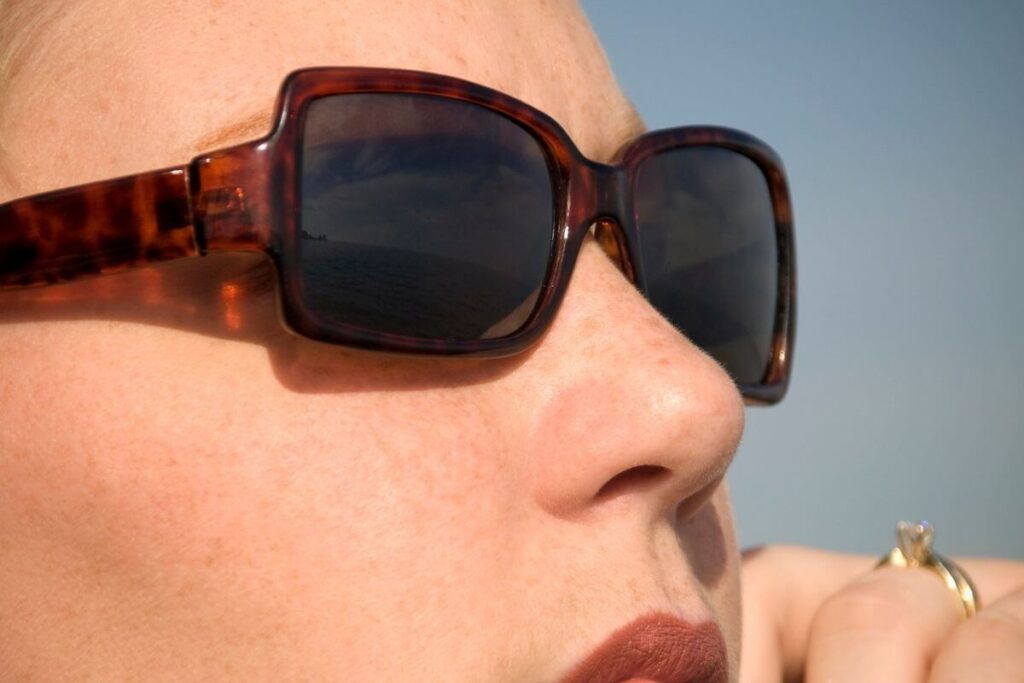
left=876, top=520, right=980, bottom=619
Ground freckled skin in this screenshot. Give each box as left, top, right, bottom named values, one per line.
left=0, top=1, right=746, bottom=681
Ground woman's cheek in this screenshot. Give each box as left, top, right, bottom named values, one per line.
left=678, top=486, right=744, bottom=674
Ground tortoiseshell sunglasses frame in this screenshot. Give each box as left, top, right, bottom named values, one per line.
left=0, top=67, right=795, bottom=403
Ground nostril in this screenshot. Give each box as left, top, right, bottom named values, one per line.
left=594, top=464, right=670, bottom=501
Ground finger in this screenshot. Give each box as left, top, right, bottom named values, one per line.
left=738, top=548, right=783, bottom=681
left=929, top=585, right=1024, bottom=682
left=742, top=546, right=891, bottom=681
left=741, top=545, right=1024, bottom=681
left=739, top=545, right=829, bottom=681
left=803, top=565, right=963, bottom=682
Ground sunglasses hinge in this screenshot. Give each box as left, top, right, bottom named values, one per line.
left=188, top=143, right=272, bottom=255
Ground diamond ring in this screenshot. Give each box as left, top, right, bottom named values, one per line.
left=876, top=520, right=980, bottom=619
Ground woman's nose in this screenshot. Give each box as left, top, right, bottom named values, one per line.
left=515, top=237, right=745, bottom=524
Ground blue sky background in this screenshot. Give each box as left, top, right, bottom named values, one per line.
left=583, top=1, right=1024, bottom=558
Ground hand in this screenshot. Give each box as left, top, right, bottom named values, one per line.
left=740, top=545, right=1024, bottom=681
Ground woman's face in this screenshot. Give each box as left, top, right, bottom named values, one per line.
left=0, top=1, right=746, bottom=680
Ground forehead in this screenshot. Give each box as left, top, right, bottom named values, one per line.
left=0, top=0, right=644, bottom=194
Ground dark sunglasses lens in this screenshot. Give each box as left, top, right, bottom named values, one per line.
left=634, top=147, right=778, bottom=385
left=298, top=94, right=554, bottom=341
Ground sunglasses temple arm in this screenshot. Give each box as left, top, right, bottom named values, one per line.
left=0, top=167, right=199, bottom=289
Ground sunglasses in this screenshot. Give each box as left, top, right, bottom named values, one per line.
left=0, top=67, right=795, bottom=403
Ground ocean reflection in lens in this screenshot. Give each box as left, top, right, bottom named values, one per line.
left=298, top=94, right=555, bottom=341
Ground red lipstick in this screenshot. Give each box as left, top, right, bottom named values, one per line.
left=559, top=613, right=728, bottom=683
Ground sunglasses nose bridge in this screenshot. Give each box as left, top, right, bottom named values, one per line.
left=575, top=161, right=635, bottom=280
left=580, top=161, right=629, bottom=225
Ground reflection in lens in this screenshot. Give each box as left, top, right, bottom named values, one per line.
left=298, top=93, right=555, bottom=341
left=635, top=147, right=777, bottom=384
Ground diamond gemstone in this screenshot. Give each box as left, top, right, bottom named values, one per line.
left=896, top=520, right=935, bottom=565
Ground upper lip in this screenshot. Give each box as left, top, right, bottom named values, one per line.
left=558, top=612, right=728, bottom=683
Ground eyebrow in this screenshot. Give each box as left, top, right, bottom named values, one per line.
left=190, top=108, right=276, bottom=154
left=187, top=97, right=648, bottom=165
left=620, top=100, right=647, bottom=138
left=603, top=100, right=647, bottom=161
left=0, top=140, right=17, bottom=197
